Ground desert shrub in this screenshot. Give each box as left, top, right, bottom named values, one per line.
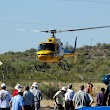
left=40, top=83, right=59, bottom=100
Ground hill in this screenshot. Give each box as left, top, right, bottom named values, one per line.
left=0, top=43, right=110, bottom=85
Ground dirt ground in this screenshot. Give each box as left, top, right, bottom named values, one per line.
left=40, top=99, right=54, bottom=110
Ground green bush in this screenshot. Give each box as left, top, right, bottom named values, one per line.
left=40, top=83, right=59, bottom=100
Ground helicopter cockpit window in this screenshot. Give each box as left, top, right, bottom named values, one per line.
left=38, top=44, right=45, bottom=51
left=38, top=43, right=55, bottom=51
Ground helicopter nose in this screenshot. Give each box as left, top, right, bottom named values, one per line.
left=37, top=55, right=47, bottom=60
left=36, top=50, right=53, bottom=61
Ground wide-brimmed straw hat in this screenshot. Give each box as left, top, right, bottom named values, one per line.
left=61, top=86, right=67, bottom=92
left=18, top=88, right=23, bottom=93
left=15, top=84, right=22, bottom=90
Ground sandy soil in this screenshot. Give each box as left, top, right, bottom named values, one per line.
left=40, top=99, right=54, bottom=110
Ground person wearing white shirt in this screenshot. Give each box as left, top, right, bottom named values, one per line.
left=65, top=84, right=74, bottom=110
left=0, top=83, right=11, bottom=110
left=73, top=85, right=91, bottom=110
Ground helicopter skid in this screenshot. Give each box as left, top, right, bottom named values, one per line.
left=35, top=63, right=46, bottom=72
left=35, top=60, right=70, bottom=72
left=58, top=60, right=70, bottom=71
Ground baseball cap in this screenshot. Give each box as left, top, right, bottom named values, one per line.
left=32, top=82, right=38, bottom=87
left=32, top=83, right=38, bottom=87
left=1, top=83, right=6, bottom=88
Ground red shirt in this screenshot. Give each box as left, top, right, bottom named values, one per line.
left=12, top=89, right=18, bottom=96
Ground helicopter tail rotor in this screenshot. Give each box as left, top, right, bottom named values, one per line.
left=73, top=37, right=77, bottom=53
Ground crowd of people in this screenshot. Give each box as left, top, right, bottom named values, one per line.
left=0, top=82, right=42, bottom=110
left=53, top=82, right=106, bottom=110
left=0, top=81, right=107, bottom=110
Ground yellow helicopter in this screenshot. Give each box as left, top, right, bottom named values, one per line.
left=34, top=25, right=110, bottom=72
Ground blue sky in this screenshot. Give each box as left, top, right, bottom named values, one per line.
left=0, top=0, right=110, bottom=53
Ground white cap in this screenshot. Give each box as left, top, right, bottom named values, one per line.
left=32, top=83, right=38, bottom=87
left=1, top=83, right=6, bottom=88
left=15, top=84, right=22, bottom=90
left=61, top=86, right=67, bottom=92
left=32, top=82, right=38, bottom=87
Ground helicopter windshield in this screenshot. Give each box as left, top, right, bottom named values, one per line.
left=38, top=43, right=55, bottom=51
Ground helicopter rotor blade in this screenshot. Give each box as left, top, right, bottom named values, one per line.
left=31, top=30, right=41, bottom=32
left=40, top=30, right=57, bottom=33
left=16, top=25, right=110, bottom=34
left=60, top=25, right=110, bottom=32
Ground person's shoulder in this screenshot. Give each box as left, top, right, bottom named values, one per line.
left=12, top=95, right=18, bottom=100
left=76, top=90, right=82, bottom=93
left=55, top=90, right=61, bottom=95
left=96, top=93, right=101, bottom=97
left=84, top=91, right=89, bottom=95
left=68, top=89, right=74, bottom=92
left=57, top=90, right=61, bottom=93
left=1, top=90, right=10, bottom=94
left=19, top=95, right=24, bottom=99
left=6, top=90, right=11, bottom=94
left=74, top=91, right=79, bottom=95
left=0, top=89, right=3, bottom=93
left=76, top=90, right=85, bottom=95
left=24, top=90, right=28, bottom=94
left=0, top=89, right=4, bottom=92
left=37, top=89, right=41, bottom=92
left=29, top=91, right=34, bottom=96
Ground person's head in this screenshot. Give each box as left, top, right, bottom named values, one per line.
left=32, top=83, right=38, bottom=89
left=68, top=84, right=72, bottom=89
left=18, top=89, right=23, bottom=96
left=1, top=83, right=6, bottom=90
left=15, top=84, right=22, bottom=90
left=25, top=86, right=29, bottom=91
left=80, top=85, right=84, bottom=91
left=61, top=86, right=67, bottom=94
left=87, top=82, right=93, bottom=88
left=101, top=87, right=105, bottom=93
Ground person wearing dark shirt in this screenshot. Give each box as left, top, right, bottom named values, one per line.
left=96, top=87, right=105, bottom=106
left=23, top=86, right=34, bottom=110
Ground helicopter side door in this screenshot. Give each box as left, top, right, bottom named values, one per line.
left=56, top=39, right=64, bottom=57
